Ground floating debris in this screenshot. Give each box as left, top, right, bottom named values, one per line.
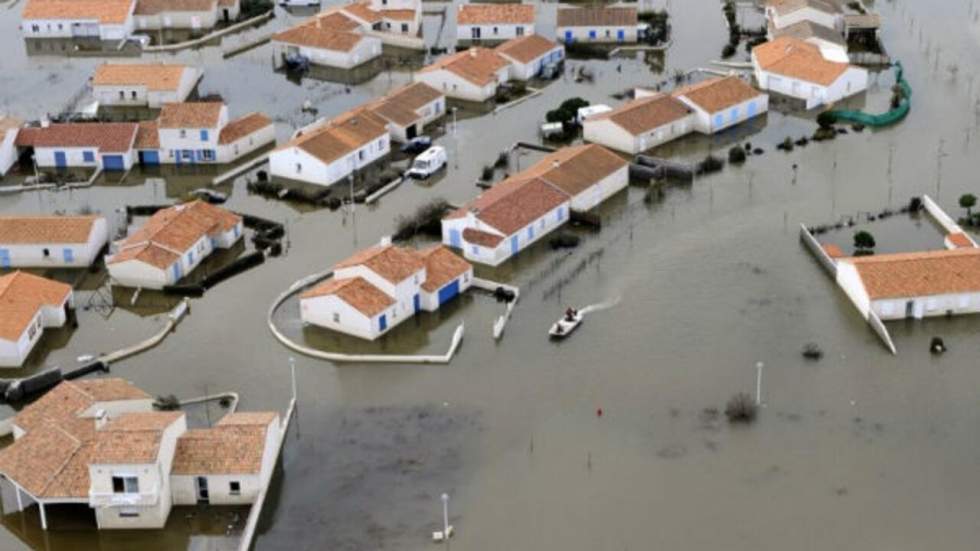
left=802, top=342, right=824, bottom=360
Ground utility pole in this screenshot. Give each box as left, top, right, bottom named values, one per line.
left=755, top=361, right=764, bottom=407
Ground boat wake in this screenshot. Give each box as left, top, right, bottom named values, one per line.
left=579, top=296, right=621, bottom=316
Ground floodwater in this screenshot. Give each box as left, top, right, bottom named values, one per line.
left=2, top=0, right=980, bottom=549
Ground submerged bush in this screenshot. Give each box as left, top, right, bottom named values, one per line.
left=725, top=393, right=757, bottom=424
left=728, top=146, right=747, bottom=164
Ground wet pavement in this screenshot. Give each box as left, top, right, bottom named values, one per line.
left=3, top=0, right=980, bottom=549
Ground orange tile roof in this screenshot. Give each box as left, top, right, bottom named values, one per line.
left=520, top=144, right=627, bottom=198
left=0, top=215, right=100, bottom=244
left=92, top=63, right=192, bottom=91
left=418, top=245, right=471, bottom=292
left=770, top=19, right=846, bottom=46
left=272, top=11, right=365, bottom=52
left=219, top=112, right=272, bottom=145
left=461, top=228, right=504, bottom=247
left=672, top=75, right=764, bottom=114
left=418, top=47, right=510, bottom=86
left=172, top=423, right=271, bottom=475
left=458, top=3, right=533, bottom=24
left=135, top=120, right=160, bottom=149
left=108, top=201, right=241, bottom=269
left=822, top=243, right=845, bottom=258
left=0, top=422, right=85, bottom=498
left=0, top=271, right=72, bottom=342
left=947, top=232, right=974, bottom=249
left=588, top=93, right=692, bottom=136
left=341, top=1, right=381, bottom=23
left=752, top=36, right=850, bottom=86
left=334, top=244, right=425, bottom=283
left=14, top=122, right=138, bottom=153
left=22, top=0, right=135, bottom=24
left=380, top=8, right=415, bottom=20
left=846, top=248, right=980, bottom=300
left=363, top=82, right=442, bottom=127
left=469, top=177, right=569, bottom=236
left=91, top=429, right=166, bottom=464
left=281, top=109, right=388, bottom=164
left=12, top=379, right=150, bottom=436
left=133, top=0, right=216, bottom=15
left=301, top=276, right=395, bottom=316
left=216, top=411, right=278, bottom=427
left=103, top=411, right=183, bottom=432
left=158, top=102, right=223, bottom=129
left=557, top=6, right=636, bottom=27
left=0, top=116, right=24, bottom=133
left=495, top=34, right=560, bottom=64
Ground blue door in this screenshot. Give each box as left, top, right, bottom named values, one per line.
left=528, top=226, right=534, bottom=240
left=102, top=155, right=125, bottom=171
left=729, top=107, right=739, bottom=123
left=713, top=113, right=724, bottom=130
left=747, top=101, right=757, bottom=118
left=54, top=151, right=67, bottom=168
left=62, top=248, right=74, bottom=264
left=172, top=262, right=183, bottom=282
left=438, top=280, right=460, bottom=306
left=564, top=30, right=573, bottom=43
left=510, top=236, right=519, bottom=255
left=140, top=150, right=160, bottom=166
left=0, top=249, right=9, bottom=269
left=413, top=294, right=421, bottom=313
left=449, top=229, right=461, bottom=248
left=378, top=314, right=387, bottom=332
left=588, top=30, right=597, bottom=40
left=617, top=29, right=625, bottom=42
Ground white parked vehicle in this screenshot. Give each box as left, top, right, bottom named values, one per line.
left=576, top=104, right=612, bottom=125
left=280, top=0, right=320, bottom=6
left=128, top=34, right=151, bottom=47
left=406, top=146, right=447, bottom=179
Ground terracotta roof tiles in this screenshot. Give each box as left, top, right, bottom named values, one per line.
left=22, top=0, right=134, bottom=24
left=334, top=244, right=425, bottom=283
left=418, top=47, right=510, bottom=86
left=457, top=3, right=534, bottom=25
left=557, top=6, right=636, bottom=27
left=158, top=102, right=223, bottom=129
left=219, top=112, right=272, bottom=144
left=14, top=122, right=138, bottom=153
left=495, top=34, right=561, bottom=64
left=587, top=93, right=692, bottom=136
left=300, top=276, right=394, bottom=316
left=0, top=215, right=100, bottom=245
left=672, top=75, right=765, bottom=114
left=752, top=36, right=851, bottom=86
left=92, top=63, right=193, bottom=91
left=0, top=271, right=72, bottom=341
left=846, top=248, right=980, bottom=300
left=418, top=245, right=471, bottom=292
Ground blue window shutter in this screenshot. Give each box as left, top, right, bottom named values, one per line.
left=200, top=129, right=209, bottom=141
left=83, top=151, right=94, bottom=163
left=62, top=248, right=74, bottom=263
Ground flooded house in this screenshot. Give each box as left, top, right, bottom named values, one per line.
left=341, top=0, right=422, bottom=39
left=0, top=215, right=109, bottom=268
left=106, top=201, right=243, bottom=289
left=767, top=20, right=849, bottom=63
left=668, top=75, right=769, bottom=134
left=132, top=0, right=220, bottom=34
left=582, top=93, right=693, bottom=155
left=20, top=0, right=135, bottom=40
left=269, top=108, right=389, bottom=186
left=0, top=378, right=280, bottom=530
left=299, top=240, right=472, bottom=340
left=555, top=6, right=639, bottom=44
left=0, top=117, right=22, bottom=176
left=495, top=34, right=564, bottom=81
left=456, top=3, right=535, bottom=45
left=442, top=144, right=627, bottom=266
left=414, top=48, right=511, bottom=102
left=14, top=122, right=139, bottom=171
left=91, top=63, right=202, bottom=108
left=361, top=82, right=445, bottom=143
left=0, top=271, right=73, bottom=367
left=272, top=11, right=383, bottom=70
left=751, top=36, right=867, bottom=109
left=140, top=102, right=274, bottom=165
left=764, top=0, right=843, bottom=33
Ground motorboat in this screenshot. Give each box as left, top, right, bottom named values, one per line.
left=549, top=309, right=582, bottom=339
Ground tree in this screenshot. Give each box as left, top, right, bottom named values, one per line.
left=854, top=230, right=876, bottom=254
left=959, top=193, right=976, bottom=217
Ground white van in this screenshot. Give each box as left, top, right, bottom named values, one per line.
left=576, top=104, right=612, bottom=125
left=406, top=146, right=447, bottom=179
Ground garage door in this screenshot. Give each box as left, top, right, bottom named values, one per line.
left=103, top=155, right=126, bottom=171
left=139, top=150, right=160, bottom=166
left=437, top=280, right=460, bottom=306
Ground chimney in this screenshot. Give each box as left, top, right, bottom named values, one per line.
left=552, top=160, right=560, bottom=169
left=95, top=409, right=108, bottom=430
left=379, top=235, right=392, bottom=246
left=470, top=49, right=477, bottom=58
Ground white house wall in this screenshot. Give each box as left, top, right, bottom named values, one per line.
left=753, top=61, right=866, bottom=109
left=677, top=94, right=768, bottom=134
left=273, top=37, right=382, bottom=70
left=217, top=124, right=275, bottom=163
left=270, top=132, right=389, bottom=186
left=0, top=219, right=108, bottom=268
left=557, top=25, right=638, bottom=44
left=414, top=70, right=498, bottom=102
left=135, top=10, right=218, bottom=31
left=0, top=129, right=19, bottom=175
left=456, top=23, right=534, bottom=43
left=34, top=146, right=136, bottom=171
left=501, top=47, right=564, bottom=80
left=567, top=165, right=628, bottom=212
left=22, top=16, right=134, bottom=40
left=459, top=202, right=569, bottom=266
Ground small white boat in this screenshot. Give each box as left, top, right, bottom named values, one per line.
left=549, top=310, right=583, bottom=339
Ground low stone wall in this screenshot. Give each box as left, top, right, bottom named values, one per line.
left=798, top=224, right=837, bottom=276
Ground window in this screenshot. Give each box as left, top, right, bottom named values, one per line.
left=377, top=138, right=384, bottom=149
left=605, top=29, right=611, bottom=37
left=229, top=481, right=241, bottom=495
left=187, top=251, right=194, bottom=264
left=200, top=129, right=209, bottom=141
left=119, top=509, right=140, bottom=518
left=119, top=91, right=125, bottom=100
left=57, top=23, right=63, bottom=30
left=471, top=245, right=479, bottom=255
left=516, top=26, right=524, bottom=36
left=63, top=248, right=74, bottom=263
left=112, top=476, right=139, bottom=494
left=131, top=91, right=137, bottom=99
left=27, top=323, right=37, bottom=340
left=401, top=23, right=408, bottom=32
left=493, top=26, right=498, bottom=35
left=31, top=24, right=39, bottom=32
left=333, top=312, right=340, bottom=323
left=202, top=149, right=215, bottom=161
left=198, top=242, right=206, bottom=253
left=296, top=163, right=302, bottom=173
left=358, top=150, right=365, bottom=161
left=386, top=22, right=391, bottom=29
left=42, top=248, right=50, bottom=257
left=83, top=150, right=95, bottom=163
left=179, top=129, right=187, bottom=138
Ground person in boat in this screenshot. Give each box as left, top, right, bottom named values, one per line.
left=554, top=324, right=564, bottom=335
left=565, top=307, right=577, bottom=322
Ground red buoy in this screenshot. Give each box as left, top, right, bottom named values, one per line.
left=596, top=408, right=603, bottom=417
